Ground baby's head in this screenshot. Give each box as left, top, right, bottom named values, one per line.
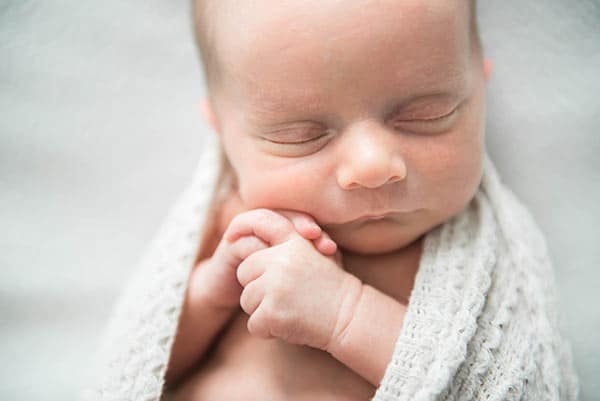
left=192, top=0, right=491, bottom=255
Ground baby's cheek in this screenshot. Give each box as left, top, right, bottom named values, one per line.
left=431, top=151, right=482, bottom=213
left=412, top=131, right=481, bottom=202
left=238, top=165, right=324, bottom=212
left=237, top=172, right=297, bottom=210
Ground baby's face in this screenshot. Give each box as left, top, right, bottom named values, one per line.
left=208, top=0, right=487, bottom=255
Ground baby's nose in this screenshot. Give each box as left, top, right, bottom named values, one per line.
left=335, top=121, right=407, bottom=190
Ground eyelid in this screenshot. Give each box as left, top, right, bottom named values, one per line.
left=259, top=131, right=333, bottom=157
left=259, top=127, right=334, bottom=145
left=261, top=134, right=326, bottom=145
left=396, top=106, right=459, bottom=122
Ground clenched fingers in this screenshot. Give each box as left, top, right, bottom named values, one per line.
left=214, top=234, right=269, bottom=268
left=224, top=208, right=301, bottom=246
left=239, top=277, right=265, bottom=316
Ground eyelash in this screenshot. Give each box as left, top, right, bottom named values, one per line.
left=262, top=106, right=460, bottom=146
left=263, top=135, right=327, bottom=145
left=396, top=107, right=459, bottom=123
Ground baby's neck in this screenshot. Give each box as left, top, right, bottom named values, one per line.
left=341, top=235, right=424, bottom=306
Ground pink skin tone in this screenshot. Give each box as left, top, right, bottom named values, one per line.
left=195, top=210, right=337, bottom=310
left=198, top=0, right=493, bottom=386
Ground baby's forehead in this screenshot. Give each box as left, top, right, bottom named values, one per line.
left=209, top=1, right=473, bottom=109
left=214, top=1, right=470, bottom=71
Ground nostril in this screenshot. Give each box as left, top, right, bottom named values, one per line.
left=387, top=175, right=404, bottom=184
left=337, top=170, right=405, bottom=190
left=336, top=153, right=407, bottom=189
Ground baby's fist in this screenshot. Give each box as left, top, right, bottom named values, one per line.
left=196, top=209, right=336, bottom=310
left=231, top=214, right=362, bottom=351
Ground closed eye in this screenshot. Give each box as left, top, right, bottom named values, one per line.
left=259, top=125, right=335, bottom=146
left=257, top=128, right=335, bottom=157
left=397, top=107, right=458, bottom=123
left=390, top=103, right=463, bottom=134
left=261, top=134, right=327, bottom=145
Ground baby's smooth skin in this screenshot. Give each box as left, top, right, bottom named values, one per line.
left=167, top=0, right=492, bottom=399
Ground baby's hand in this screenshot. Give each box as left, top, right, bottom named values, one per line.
left=192, top=209, right=337, bottom=310
left=226, top=210, right=362, bottom=352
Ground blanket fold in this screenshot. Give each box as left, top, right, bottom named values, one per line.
left=82, top=136, right=579, bottom=401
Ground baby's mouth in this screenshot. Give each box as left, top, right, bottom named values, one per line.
left=352, top=213, right=394, bottom=223
left=325, top=210, right=418, bottom=226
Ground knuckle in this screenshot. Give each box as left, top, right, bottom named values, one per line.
left=236, top=259, right=251, bottom=286
left=253, top=208, right=278, bottom=222
left=239, top=289, right=251, bottom=312
left=228, top=211, right=247, bottom=227
left=248, top=310, right=270, bottom=338
left=269, top=310, right=293, bottom=340
left=263, top=305, right=280, bottom=329
left=236, top=269, right=245, bottom=287
left=247, top=315, right=260, bottom=335
left=282, top=209, right=308, bottom=220
left=236, top=236, right=263, bottom=256
left=224, top=213, right=245, bottom=238
left=287, top=212, right=317, bottom=230
left=265, top=270, right=284, bottom=293
left=297, top=211, right=315, bottom=222
left=257, top=208, right=291, bottom=226
left=228, top=208, right=273, bottom=230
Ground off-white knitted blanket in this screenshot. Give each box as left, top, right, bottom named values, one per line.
left=82, top=135, right=579, bottom=401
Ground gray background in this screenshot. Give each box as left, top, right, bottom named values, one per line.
left=1, top=1, right=598, bottom=400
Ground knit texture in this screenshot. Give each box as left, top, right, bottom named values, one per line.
left=81, top=135, right=579, bottom=401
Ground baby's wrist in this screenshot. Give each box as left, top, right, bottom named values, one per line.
left=325, top=273, right=364, bottom=354
left=188, top=258, right=240, bottom=312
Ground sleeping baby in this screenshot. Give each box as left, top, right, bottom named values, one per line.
left=83, top=1, right=579, bottom=400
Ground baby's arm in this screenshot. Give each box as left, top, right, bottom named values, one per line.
left=164, top=210, right=336, bottom=388
left=326, top=284, right=407, bottom=386
left=164, top=257, right=242, bottom=389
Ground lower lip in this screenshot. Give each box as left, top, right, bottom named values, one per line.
left=363, top=215, right=388, bottom=221
left=353, top=212, right=408, bottom=224
left=324, top=210, right=418, bottom=227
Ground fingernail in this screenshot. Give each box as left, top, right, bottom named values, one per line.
left=301, top=219, right=320, bottom=234
left=324, top=238, right=337, bottom=254
left=310, top=221, right=322, bottom=232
